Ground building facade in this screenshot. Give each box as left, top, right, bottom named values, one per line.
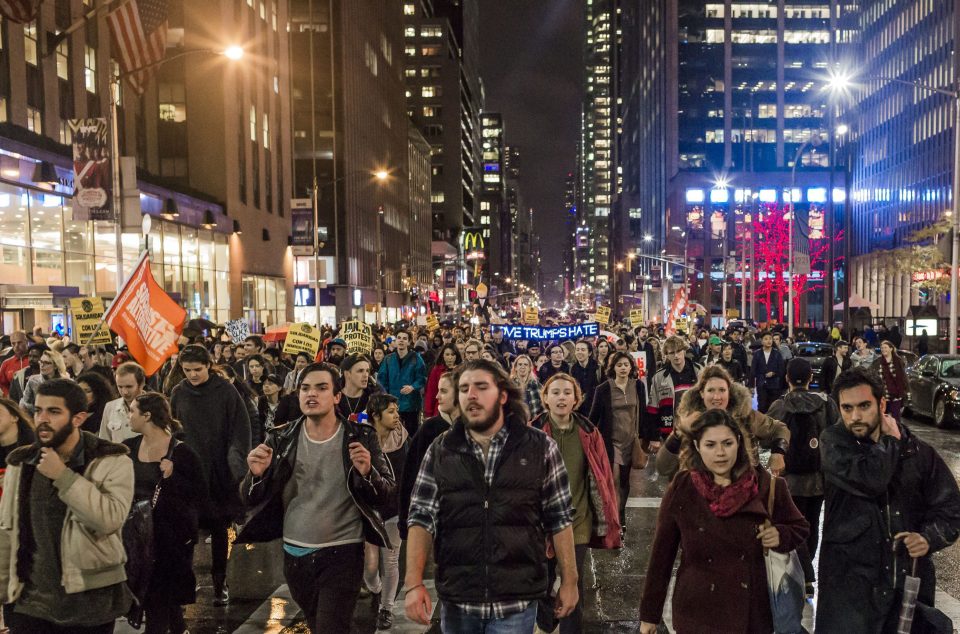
left=843, top=0, right=959, bottom=324
left=0, top=0, right=293, bottom=335
left=478, top=111, right=508, bottom=280
left=290, top=0, right=414, bottom=324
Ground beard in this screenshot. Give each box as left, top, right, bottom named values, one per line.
left=848, top=411, right=882, bottom=439
left=36, top=422, right=75, bottom=449
left=463, top=403, right=501, bottom=433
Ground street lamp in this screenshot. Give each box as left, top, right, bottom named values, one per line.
left=109, top=46, right=245, bottom=293
left=827, top=71, right=960, bottom=354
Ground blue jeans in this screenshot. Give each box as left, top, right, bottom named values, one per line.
left=440, top=600, right=538, bottom=634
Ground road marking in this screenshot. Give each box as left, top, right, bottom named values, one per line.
left=233, top=584, right=301, bottom=634
left=626, top=497, right=662, bottom=508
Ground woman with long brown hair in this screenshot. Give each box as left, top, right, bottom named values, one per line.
left=639, top=409, right=808, bottom=633
left=125, top=392, right=207, bottom=634
left=872, top=340, right=908, bottom=422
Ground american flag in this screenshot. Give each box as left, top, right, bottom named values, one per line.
left=0, top=0, right=40, bottom=23
left=107, top=0, right=168, bottom=94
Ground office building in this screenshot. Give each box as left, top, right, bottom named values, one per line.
left=290, top=0, right=414, bottom=324
left=843, top=0, right=956, bottom=322
left=479, top=111, right=509, bottom=280
left=0, top=0, right=293, bottom=334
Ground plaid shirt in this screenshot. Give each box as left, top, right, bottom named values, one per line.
left=518, top=377, right=544, bottom=419
left=407, top=422, right=573, bottom=619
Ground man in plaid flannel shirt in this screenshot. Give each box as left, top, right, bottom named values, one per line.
left=404, top=359, right=578, bottom=633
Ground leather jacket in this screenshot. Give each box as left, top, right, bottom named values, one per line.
left=236, top=416, right=397, bottom=548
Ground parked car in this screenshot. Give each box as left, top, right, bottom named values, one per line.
left=792, top=342, right=835, bottom=389
left=874, top=348, right=919, bottom=369
left=905, top=354, right=960, bottom=428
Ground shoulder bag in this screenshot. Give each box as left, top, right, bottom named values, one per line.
left=762, top=475, right=807, bottom=634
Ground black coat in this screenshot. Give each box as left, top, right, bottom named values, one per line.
left=398, top=414, right=452, bottom=540
left=750, top=347, right=786, bottom=391
left=124, top=437, right=206, bottom=606
left=570, top=359, right=601, bottom=415
left=170, top=373, right=252, bottom=518
left=817, top=422, right=960, bottom=633
left=588, top=379, right=657, bottom=469
left=237, top=417, right=396, bottom=548
left=821, top=354, right=852, bottom=395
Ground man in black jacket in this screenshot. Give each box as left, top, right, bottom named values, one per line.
left=170, top=344, right=251, bottom=605
left=820, top=340, right=852, bottom=395
left=241, top=362, right=395, bottom=633
left=817, top=368, right=960, bottom=633
left=404, top=359, right=578, bottom=633
left=750, top=331, right=786, bottom=413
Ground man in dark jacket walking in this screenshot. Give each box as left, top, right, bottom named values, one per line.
left=404, top=359, right=579, bottom=633
left=820, top=340, right=851, bottom=395
left=170, top=344, right=252, bottom=605
left=768, top=358, right=840, bottom=592
left=570, top=339, right=600, bottom=415
left=750, top=331, right=786, bottom=413
left=817, top=368, right=960, bottom=633
left=240, top=362, right=395, bottom=633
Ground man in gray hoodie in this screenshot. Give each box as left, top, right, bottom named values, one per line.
left=768, top=357, right=840, bottom=594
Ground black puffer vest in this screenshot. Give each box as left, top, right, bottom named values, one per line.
left=432, top=415, right=549, bottom=603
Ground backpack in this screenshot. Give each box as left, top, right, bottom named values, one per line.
left=783, top=406, right=822, bottom=474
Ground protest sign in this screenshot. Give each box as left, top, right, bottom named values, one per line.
left=629, top=308, right=644, bottom=329
left=491, top=322, right=600, bottom=342
left=524, top=307, right=539, bottom=325
left=69, top=297, right=112, bottom=345
left=426, top=314, right=440, bottom=332
left=595, top=306, right=611, bottom=325
left=224, top=319, right=250, bottom=344
left=341, top=320, right=374, bottom=355
left=283, top=322, right=322, bottom=357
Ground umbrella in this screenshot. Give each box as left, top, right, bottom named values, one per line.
left=181, top=318, right=218, bottom=339
left=897, top=555, right=953, bottom=634
left=263, top=323, right=291, bottom=343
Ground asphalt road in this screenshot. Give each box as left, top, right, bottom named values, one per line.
left=115, top=410, right=960, bottom=633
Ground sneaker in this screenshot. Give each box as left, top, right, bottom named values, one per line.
left=375, top=608, right=393, bottom=631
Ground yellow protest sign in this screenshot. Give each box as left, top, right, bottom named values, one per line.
left=595, top=306, right=611, bottom=325
left=283, top=322, right=322, bottom=357
left=70, top=297, right=112, bottom=345
left=426, top=314, right=440, bottom=333
left=341, top=320, right=374, bottom=355
left=726, top=308, right=740, bottom=319
left=524, top=307, right=539, bottom=325
left=629, top=308, right=644, bottom=329
left=675, top=316, right=690, bottom=334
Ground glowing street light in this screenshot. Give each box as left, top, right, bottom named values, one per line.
left=223, top=45, right=245, bottom=60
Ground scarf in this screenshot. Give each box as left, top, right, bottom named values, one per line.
left=689, top=468, right=758, bottom=518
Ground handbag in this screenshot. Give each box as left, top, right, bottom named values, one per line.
left=122, top=439, right=179, bottom=630
left=762, top=475, right=806, bottom=634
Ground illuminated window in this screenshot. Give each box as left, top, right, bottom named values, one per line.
left=758, top=103, right=777, bottom=118
left=420, top=26, right=442, bottom=38
left=405, top=68, right=416, bottom=77
left=158, top=83, right=187, bottom=122
left=263, top=114, right=269, bottom=149
left=422, top=106, right=438, bottom=117
left=685, top=189, right=705, bottom=203
left=431, top=192, right=445, bottom=203
left=404, top=3, right=416, bottom=15
left=84, top=45, right=97, bottom=93
left=784, top=30, right=830, bottom=44
left=24, top=23, right=37, bottom=66
left=421, top=45, right=441, bottom=56
left=26, top=107, right=41, bottom=133
left=421, top=85, right=440, bottom=98
left=731, top=30, right=777, bottom=43
left=365, top=42, right=378, bottom=76
left=705, top=29, right=725, bottom=43
left=56, top=41, right=69, bottom=80
left=405, top=26, right=416, bottom=37
left=250, top=106, right=257, bottom=142
left=405, top=45, right=416, bottom=57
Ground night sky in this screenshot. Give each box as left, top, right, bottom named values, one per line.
left=478, top=1, right=583, bottom=289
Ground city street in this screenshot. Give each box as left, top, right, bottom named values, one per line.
left=114, top=411, right=960, bottom=634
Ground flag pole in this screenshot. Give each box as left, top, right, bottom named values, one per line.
left=45, top=0, right=129, bottom=57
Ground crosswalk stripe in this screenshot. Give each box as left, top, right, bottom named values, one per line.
left=626, top=496, right=662, bottom=508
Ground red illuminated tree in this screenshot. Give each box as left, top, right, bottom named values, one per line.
left=749, top=205, right=843, bottom=325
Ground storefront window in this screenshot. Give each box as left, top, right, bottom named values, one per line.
left=162, top=226, right=181, bottom=296
left=94, top=221, right=118, bottom=293
left=242, top=274, right=285, bottom=332
left=30, top=193, right=65, bottom=287
left=0, top=186, right=29, bottom=284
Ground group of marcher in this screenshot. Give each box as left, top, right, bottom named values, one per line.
left=0, top=317, right=956, bottom=634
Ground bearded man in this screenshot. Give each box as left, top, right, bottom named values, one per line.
left=404, top=359, right=578, bottom=633
left=817, top=367, right=960, bottom=633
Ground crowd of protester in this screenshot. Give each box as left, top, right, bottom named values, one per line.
left=0, top=316, right=955, bottom=634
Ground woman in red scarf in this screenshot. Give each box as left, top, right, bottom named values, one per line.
left=639, top=409, right=809, bottom=633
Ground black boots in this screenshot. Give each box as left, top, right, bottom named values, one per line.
left=212, top=573, right=230, bottom=606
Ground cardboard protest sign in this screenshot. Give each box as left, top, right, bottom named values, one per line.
left=283, top=322, right=322, bottom=357
left=70, top=297, right=112, bottom=345
left=426, top=314, right=440, bottom=332
left=595, top=306, right=611, bottom=325
left=341, top=320, right=374, bottom=355
left=629, top=308, right=644, bottom=329
left=524, top=307, right=539, bottom=325
left=224, top=319, right=250, bottom=344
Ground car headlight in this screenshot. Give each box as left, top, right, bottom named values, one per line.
left=950, top=389, right=960, bottom=402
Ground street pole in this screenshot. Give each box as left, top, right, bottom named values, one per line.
left=950, top=96, right=960, bottom=354
left=312, top=177, right=321, bottom=327
left=109, top=79, right=124, bottom=295
left=378, top=205, right=385, bottom=324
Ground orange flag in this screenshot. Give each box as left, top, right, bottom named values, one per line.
left=104, top=251, right=186, bottom=375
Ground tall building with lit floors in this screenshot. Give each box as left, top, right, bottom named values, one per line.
left=0, top=0, right=294, bottom=335
left=629, top=0, right=855, bottom=327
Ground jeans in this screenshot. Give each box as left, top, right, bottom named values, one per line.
left=363, top=517, right=402, bottom=611
left=399, top=410, right=421, bottom=437
left=440, top=600, right=538, bottom=634
left=284, top=542, right=364, bottom=633
left=792, top=494, right=824, bottom=584
left=7, top=612, right=114, bottom=634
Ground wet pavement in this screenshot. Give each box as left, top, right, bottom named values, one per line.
left=114, top=412, right=960, bottom=633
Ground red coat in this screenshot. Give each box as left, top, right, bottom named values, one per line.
left=423, top=364, right=446, bottom=418
left=640, top=468, right=809, bottom=633
left=0, top=355, right=28, bottom=396
left=534, top=412, right=622, bottom=549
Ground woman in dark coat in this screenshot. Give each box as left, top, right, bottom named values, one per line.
left=76, top=370, right=118, bottom=435
left=872, top=340, right=909, bottom=422
left=639, top=409, right=809, bottom=634
left=125, top=392, right=206, bottom=634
